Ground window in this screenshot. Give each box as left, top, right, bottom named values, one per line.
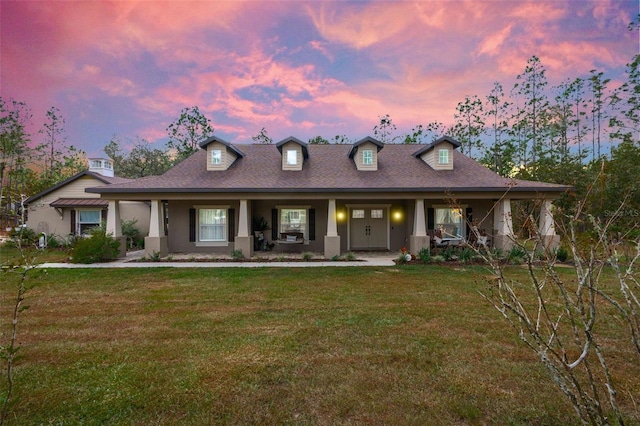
left=104, top=160, right=113, bottom=170
left=199, top=208, right=227, bottom=241
left=435, top=208, right=463, bottom=238
left=362, top=149, right=373, bottom=165
left=77, top=210, right=101, bottom=235
left=280, top=208, right=307, bottom=235
left=211, top=149, right=222, bottom=165
left=371, top=209, right=383, bottom=219
left=352, top=209, right=365, bottom=219
left=438, top=149, right=449, bottom=165
left=90, top=160, right=102, bottom=168
left=286, top=150, right=297, bottom=165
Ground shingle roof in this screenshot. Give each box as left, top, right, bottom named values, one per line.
left=87, top=144, right=569, bottom=195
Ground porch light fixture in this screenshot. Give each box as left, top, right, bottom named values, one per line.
left=336, top=211, right=346, bottom=221
left=393, top=210, right=403, bottom=221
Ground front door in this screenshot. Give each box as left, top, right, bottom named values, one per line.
left=349, top=207, right=388, bottom=250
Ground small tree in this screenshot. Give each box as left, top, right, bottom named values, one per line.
left=252, top=127, right=273, bottom=144
left=166, top=106, right=213, bottom=163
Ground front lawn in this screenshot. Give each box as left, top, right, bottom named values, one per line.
left=1, top=265, right=638, bottom=424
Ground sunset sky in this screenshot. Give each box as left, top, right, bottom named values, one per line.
left=2, top=1, right=638, bottom=157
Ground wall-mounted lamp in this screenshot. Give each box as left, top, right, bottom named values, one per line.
left=393, top=210, right=403, bottom=221
left=337, top=211, right=346, bottom=221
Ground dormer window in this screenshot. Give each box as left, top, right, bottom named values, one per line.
left=348, top=137, right=384, bottom=171
left=362, top=149, right=373, bottom=165
left=200, top=136, right=244, bottom=171
left=438, top=149, right=449, bottom=165
left=276, top=137, right=308, bottom=171
left=211, top=149, right=222, bottom=165
left=286, top=150, right=297, bottom=166
left=90, top=160, right=102, bottom=168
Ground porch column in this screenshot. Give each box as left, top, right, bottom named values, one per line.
left=106, top=200, right=126, bottom=258
left=538, top=199, right=560, bottom=251
left=234, top=199, right=253, bottom=257
left=145, top=200, right=167, bottom=257
left=324, top=199, right=341, bottom=258
left=493, top=198, right=515, bottom=251
left=409, top=199, right=430, bottom=254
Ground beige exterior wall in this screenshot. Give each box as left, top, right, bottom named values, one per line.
left=206, top=142, right=238, bottom=171
left=280, top=142, right=303, bottom=171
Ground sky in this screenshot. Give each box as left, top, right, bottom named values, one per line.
left=1, top=0, right=638, bottom=157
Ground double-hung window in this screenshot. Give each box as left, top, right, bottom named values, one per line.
left=438, top=149, right=449, bottom=165
left=77, top=210, right=102, bottom=235
left=211, top=149, right=222, bottom=165
left=435, top=207, right=463, bottom=238
left=362, top=149, right=373, bottom=165
left=286, top=150, right=297, bottom=166
left=199, top=208, right=227, bottom=242
left=280, top=208, right=307, bottom=236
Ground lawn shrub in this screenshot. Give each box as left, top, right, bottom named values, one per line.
left=70, top=229, right=120, bottom=264
left=418, top=247, right=431, bottom=263
left=231, top=249, right=245, bottom=260
left=458, top=247, right=474, bottom=263
left=7, top=227, right=38, bottom=247
left=302, top=252, right=313, bottom=261
left=555, top=246, right=569, bottom=262
left=344, top=252, right=357, bottom=261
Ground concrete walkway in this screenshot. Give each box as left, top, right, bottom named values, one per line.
left=38, top=251, right=397, bottom=268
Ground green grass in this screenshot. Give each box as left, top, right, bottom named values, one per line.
left=1, top=265, right=638, bottom=425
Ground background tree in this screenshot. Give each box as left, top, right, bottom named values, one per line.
left=609, top=54, right=640, bottom=144
left=30, top=107, right=86, bottom=195
left=104, top=137, right=171, bottom=178
left=166, top=106, right=213, bottom=163
left=481, top=82, right=515, bottom=176
left=308, top=136, right=329, bottom=144
left=373, top=114, right=398, bottom=143
left=252, top=127, right=273, bottom=144
left=0, top=98, right=31, bottom=228
left=452, top=95, right=485, bottom=158
left=587, top=70, right=611, bottom=159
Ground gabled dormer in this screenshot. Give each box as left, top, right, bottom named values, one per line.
left=200, top=136, right=245, bottom=171
left=412, top=136, right=461, bottom=171
left=276, top=137, right=309, bottom=171
left=348, top=136, right=384, bottom=171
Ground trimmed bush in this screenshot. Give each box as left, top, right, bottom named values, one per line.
left=70, top=229, right=121, bottom=264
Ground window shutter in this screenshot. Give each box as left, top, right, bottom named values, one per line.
left=271, top=209, right=278, bottom=240
left=427, top=208, right=434, bottom=230
left=465, top=207, right=473, bottom=238
left=101, top=209, right=107, bottom=225
left=70, top=210, right=76, bottom=235
left=189, top=208, right=196, bottom=242
left=228, top=208, right=235, bottom=242
left=309, top=208, right=316, bottom=241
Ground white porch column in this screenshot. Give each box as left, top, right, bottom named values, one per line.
left=327, top=199, right=338, bottom=237
left=413, top=199, right=427, bottom=237
left=539, top=199, right=560, bottom=251
left=106, top=200, right=121, bottom=237
left=324, top=199, right=341, bottom=258
left=493, top=198, right=515, bottom=251
left=410, top=199, right=429, bottom=254
left=145, top=200, right=167, bottom=257
left=149, top=200, right=163, bottom=237
left=106, top=200, right=126, bottom=257
left=234, top=199, right=253, bottom=257
left=238, top=199, right=249, bottom=237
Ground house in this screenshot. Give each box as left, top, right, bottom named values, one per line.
left=25, top=158, right=150, bottom=251
left=85, top=136, right=568, bottom=258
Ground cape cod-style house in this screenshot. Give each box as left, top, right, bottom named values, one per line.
left=85, top=136, right=568, bottom=258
